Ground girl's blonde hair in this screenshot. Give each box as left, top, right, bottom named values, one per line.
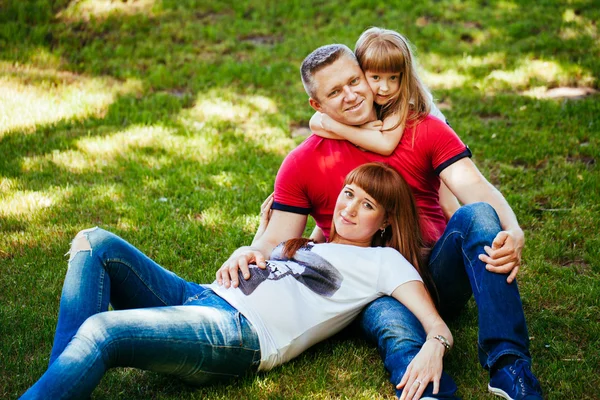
left=355, top=27, right=432, bottom=133
left=284, top=163, right=437, bottom=304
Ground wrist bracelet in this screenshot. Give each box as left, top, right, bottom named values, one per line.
left=430, top=335, right=451, bottom=354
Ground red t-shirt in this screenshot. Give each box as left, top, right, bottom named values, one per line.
left=273, top=115, right=471, bottom=245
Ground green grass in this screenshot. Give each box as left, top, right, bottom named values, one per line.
left=1, top=1, right=599, bottom=399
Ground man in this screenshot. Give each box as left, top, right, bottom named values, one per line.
left=217, top=44, right=542, bottom=400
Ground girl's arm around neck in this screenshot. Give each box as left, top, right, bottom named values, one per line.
left=309, top=112, right=345, bottom=140
left=310, top=112, right=403, bottom=156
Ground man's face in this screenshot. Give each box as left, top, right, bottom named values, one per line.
left=309, top=56, right=374, bottom=126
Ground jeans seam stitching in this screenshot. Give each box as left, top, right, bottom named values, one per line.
left=428, top=229, right=461, bottom=266
left=96, top=267, right=106, bottom=313
left=235, top=312, right=244, bottom=347
left=430, top=230, right=480, bottom=293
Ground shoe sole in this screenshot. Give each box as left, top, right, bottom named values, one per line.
left=488, top=384, right=514, bottom=400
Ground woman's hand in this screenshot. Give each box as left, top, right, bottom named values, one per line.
left=252, top=193, right=274, bottom=244
left=396, top=339, right=445, bottom=400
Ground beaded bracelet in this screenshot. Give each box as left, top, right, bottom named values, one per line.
left=430, top=335, right=451, bottom=354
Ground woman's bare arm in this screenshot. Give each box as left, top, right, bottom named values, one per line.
left=391, top=281, right=453, bottom=399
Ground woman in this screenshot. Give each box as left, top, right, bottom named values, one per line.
left=21, top=163, right=451, bottom=400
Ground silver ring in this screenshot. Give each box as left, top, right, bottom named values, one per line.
left=414, top=379, right=422, bottom=385
left=260, top=212, right=264, bottom=216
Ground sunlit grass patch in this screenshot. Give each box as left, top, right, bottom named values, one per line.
left=457, top=52, right=507, bottom=70
left=485, top=58, right=596, bottom=90
left=76, top=125, right=177, bottom=166
left=19, top=125, right=215, bottom=174
left=560, top=8, right=598, bottom=40
left=88, top=183, right=125, bottom=204
left=179, top=89, right=293, bottom=153
left=422, top=68, right=469, bottom=90
left=521, top=86, right=598, bottom=99
left=0, top=187, right=67, bottom=219
left=0, top=177, right=20, bottom=192
left=0, top=62, right=143, bottom=137
left=190, top=93, right=276, bottom=122
left=421, top=51, right=596, bottom=93
left=57, top=0, right=158, bottom=22
left=194, top=206, right=226, bottom=232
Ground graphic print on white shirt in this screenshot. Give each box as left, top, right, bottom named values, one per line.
left=236, top=242, right=343, bottom=297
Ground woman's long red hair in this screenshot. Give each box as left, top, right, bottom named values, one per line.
left=283, top=162, right=437, bottom=304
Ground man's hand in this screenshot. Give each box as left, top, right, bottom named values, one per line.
left=396, top=339, right=444, bottom=400
left=478, top=228, right=525, bottom=284
left=216, top=247, right=267, bottom=288
left=217, top=210, right=308, bottom=288
left=252, top=193, right=274, bottom=245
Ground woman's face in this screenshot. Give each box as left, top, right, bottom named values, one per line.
left=332, top=183, right=386, bottom=247
left=364, top=71, right=401, bottom=106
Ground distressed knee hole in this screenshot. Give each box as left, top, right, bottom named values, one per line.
left=66, top=227, right=98, bottom=263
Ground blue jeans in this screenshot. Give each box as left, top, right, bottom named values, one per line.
left=21, top=228, right=261, bottom=400
left=359, top=203, right=531, bottom=399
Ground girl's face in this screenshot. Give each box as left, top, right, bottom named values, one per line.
left=332, top=183, right=386, bottom=247
left=365, top=71, right=401, bottom=106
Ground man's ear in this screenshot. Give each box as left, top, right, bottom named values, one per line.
left=309, top=97, right=322, bottom=112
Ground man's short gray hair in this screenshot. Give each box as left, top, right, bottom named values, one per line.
left=300, top=44, right=356, bottom=100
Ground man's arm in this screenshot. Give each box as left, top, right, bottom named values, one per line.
left=440, top=158, right=524, bottom=283
left=309, top=225, right=326, bottom=243
left=251, top=193, right=274, bottom=245
left=216, top=210, right=308, bottom=288
left=438, top=181, right=460, bottom=221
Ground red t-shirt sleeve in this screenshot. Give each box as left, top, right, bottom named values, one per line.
left=423, top=117, right=472, bottom=175
left=272, top=150, right=311, bottom=214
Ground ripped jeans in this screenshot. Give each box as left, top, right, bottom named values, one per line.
left=20, top=228, right=261, bottom=400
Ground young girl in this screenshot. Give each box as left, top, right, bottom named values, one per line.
left=21, top=163, right=451, bottom=400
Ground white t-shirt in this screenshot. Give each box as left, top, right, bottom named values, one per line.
left=209, top=242, right=422, bottom=370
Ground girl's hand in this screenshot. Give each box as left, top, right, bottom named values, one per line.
left=310, top=112, right=341, bottom=139
left=320, top=112, right=334, bottom=131
left=252, top=193, right=274, bottom=245
left=359, top=120, right=383, bottom=130
left=396, top=339, right=445, bottom=400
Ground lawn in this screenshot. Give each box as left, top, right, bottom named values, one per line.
left=1, top=1, right=599, bottom=399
